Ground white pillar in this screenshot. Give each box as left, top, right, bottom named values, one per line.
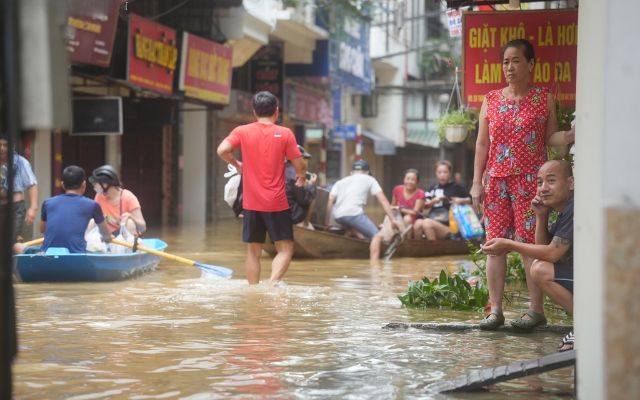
left=180, top=104, right=208, bottom=225
left=105, top=135, right=121, bottom=171
left=576, top=1, right=640, bottom=398
left=29, top=130, right=51, bottom=237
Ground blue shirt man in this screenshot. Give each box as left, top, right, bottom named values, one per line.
left=39, top=166, right=111, bottom=253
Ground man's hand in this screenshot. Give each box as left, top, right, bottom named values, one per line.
left=470, top=182, right=483, bottom=215
left=531, top=195, right=550, bottom=217
left=295, top=175, right=306, bottom=187
left=481, top=238, right=512, bottom=256
left=391, top=220, right=402, bottom=231
left=308, top=173, right=317, bottom=185
left=565, top=126, right=575, bottom=143
left=25, top=206, right=37, bottom=225
left=234, top=160, right=243, bottom=175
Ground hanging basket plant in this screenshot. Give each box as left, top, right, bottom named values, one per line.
left=436, top=109, right=478, bottom=143
left=444, top=125, right=468, bottom=142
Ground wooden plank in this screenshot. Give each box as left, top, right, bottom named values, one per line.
left=384, top=322, right=573, bottom=333
left=426, top=350, right=576, bottom=393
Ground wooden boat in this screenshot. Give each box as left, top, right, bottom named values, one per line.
left=263, top=225, right=471, bottom=259
left=13, top=238, right=168, bottom=282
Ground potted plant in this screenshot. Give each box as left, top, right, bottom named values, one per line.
left=435, top=109, right=478, bottom=143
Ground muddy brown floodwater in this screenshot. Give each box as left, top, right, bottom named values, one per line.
left=13, top=219, right=574, bottom=399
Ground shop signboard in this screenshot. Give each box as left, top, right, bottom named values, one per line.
left=447, top=9, right=462, bottom=38
left=178, top=32, right=233, bottom=104
left=66, top=0, right=120, bottom=67
left=463, top=9, right=578, bottom=109
left=127, top=14, right=178, bottom=95
left=329, top=5, right=372, bottom=94
left=285, top=83, right=332, bottom=126
left=251, top=44, right=284, bottom=108
left=332, top=124, right=357, bottom=140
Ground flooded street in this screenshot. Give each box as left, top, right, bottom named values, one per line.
left=13, top=220, right=573, bottom=399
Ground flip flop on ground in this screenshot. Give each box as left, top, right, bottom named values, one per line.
left=558, top=331, right=574, bottom=352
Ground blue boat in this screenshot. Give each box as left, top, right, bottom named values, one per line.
left=14, top=238, right=168, bottom=282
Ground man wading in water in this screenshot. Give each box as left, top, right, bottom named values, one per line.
left=217, top=91, right=306, bottom=285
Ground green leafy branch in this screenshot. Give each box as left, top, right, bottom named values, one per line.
left=398, top=270, right=489, bottom=311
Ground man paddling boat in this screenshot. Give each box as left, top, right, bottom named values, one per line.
left=14, top=166, right=111, bottom=254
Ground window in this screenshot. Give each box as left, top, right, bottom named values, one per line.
left=361, top=93, right=378, bottom=118
left=407, top=94, right=425, bottom=120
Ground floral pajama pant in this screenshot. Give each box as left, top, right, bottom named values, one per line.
left=483, top=174, right=537, bottom=243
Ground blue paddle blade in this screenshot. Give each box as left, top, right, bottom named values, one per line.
left=194, top=262, right=233, bottom=278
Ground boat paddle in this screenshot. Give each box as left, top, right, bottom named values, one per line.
left=22, top=237, right=44, bottom=247
left=383, top=225, right=413, bottom=261
left=111, top=238, right=233, bottom=278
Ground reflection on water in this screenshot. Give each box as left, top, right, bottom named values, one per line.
left=13, top=220, right=573, bottom=399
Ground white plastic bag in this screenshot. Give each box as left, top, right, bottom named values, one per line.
left=224, top=174, right=241, bottom=207
left=85, top=220, right=135, bottom=253
left=108, top=222, right=135, bottom=254
left=85, top=225, right=108, bottom=253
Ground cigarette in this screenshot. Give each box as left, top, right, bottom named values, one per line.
left=475, top=248, right=483, bottom=254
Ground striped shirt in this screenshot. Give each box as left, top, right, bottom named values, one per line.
left=0, top=153, right=37, bottom=193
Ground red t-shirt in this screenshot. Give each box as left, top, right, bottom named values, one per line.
left=392, top=185, right=425, bottom=210
left=226, top=122, right=301, bottom=212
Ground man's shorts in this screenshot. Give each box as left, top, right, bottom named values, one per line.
left=335, top=214, right=379, bottom=239
left=554, top=263, right=573, bottom=294
left=13, top=200, right=26, bottom=241
left=243, top=209, right=293, bottom=243
left=483, top=174, right=537, bottom=243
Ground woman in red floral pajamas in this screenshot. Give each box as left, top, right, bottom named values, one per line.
left=471, top=39, right=575, bottom=330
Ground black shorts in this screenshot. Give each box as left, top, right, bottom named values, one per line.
left=242, top=209, right=293, bottom=243
left=554, top=263, right=573, bottom=294
left=13, top=200, right=26, bottom=241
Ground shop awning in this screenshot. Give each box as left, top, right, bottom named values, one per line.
left=362, top=130, right=396, bottom=156
left=406, top=121, right=440, bottom=148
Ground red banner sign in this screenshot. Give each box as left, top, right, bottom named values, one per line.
left=127, top=14, right=177, bottom=95
left=66, top=0, right=120, bottom=67
left=285, top=83, right=332, bottom=126
left=463, top=10, right=578, bottom=109
left=178, top=32, right=232, bottom=104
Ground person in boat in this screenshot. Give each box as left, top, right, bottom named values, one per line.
left=89, top=165, right=146, bottom=237
left=217, top=90, right=306, bottom=285
left=414, top=160, right=470, bottom=240
left=325, top=160, right=401, bottom=261
left=285, top=145, right=317, bottom=229
left=470, top=39, right=575, bottom=331
left=390, top=168, right=425, bottom=237
left=481, top=160, right=574, bottom=351
left=1, top=134, right=39, bottom=243
left=454, top=172, right=467, bottom=190
left=13, top=165, right=111, bottom=254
